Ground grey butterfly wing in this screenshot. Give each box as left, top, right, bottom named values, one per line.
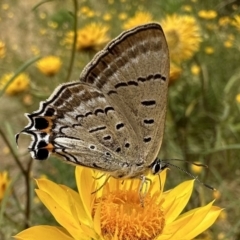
left=19, top=23, right=169, bottom=179
left=80, top=23, right=169, bottom=166
left=20, top=81, right=137, bottom=174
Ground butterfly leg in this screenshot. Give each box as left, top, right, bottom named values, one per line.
left=91, top=174, right=111, bottom=194
left=139, top=175, right=152, bottom=207
left=92, top=173, right=106, bottom=180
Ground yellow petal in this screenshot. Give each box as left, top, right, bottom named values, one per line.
left=60, top=185, right=93, bottom=227
left=150, top=168, right=168, bottom=195
left=75, top=167, right=94, bottom=218
left=67, top=187, right=101, bottom=239
left=35, top=180, right=93, bottom=238
left=178, top=203, right=223, bottom=239
left=13, top=226, right=73, bottom=240
left=35, top=179, right=72, bottom=213
left=163, top=201, right=222, bottom=239
left=35, top=189, right=83, bottom=238
left=162, top=180, right=194, bottom=224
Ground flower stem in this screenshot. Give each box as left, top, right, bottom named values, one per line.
left=65, top=0, right=78, bottom=82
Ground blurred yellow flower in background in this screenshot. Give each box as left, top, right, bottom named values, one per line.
left=204, top=46, right=214, bottom=54
left=224, top=40, right=233, bottom=48
left=30, top=45, right=40, bottom=56
left=0, top=41, right=6, bottom=58
left=0, top=72, right=29, bottom=95
left=213, top=189, right=221, bottom=200
left=231, top=15, right=240, bottom=31
left=103, top=13, right=112, bottom=21
left=64, top=23, right=109, bottom=51
left=198, top=10, right=217, bottom=19
left=223, top=34, right=235, bottom=48
left=182, top=5, right=192, bottom=12
left=236, top=93, right=240, bottom=103
left=0, top=171, right=10, bottom=201
left=14, top=167, right=222, bottom=240
left=169, top=63, right=182, bottom=84
left=190, top=161, right=203, bottom=174
left=78, top=6, right=95, bottom=18
left=191, top=64, right=200, bottom=75
left=118, top=12, right=127, bottom=20
left=123, top=11, right=153, bottom=29
left=36, top=56, right=62, bottom=76
left=161, top=14, right=202, bottom=64
left=218, top=16, right=231, bottom=26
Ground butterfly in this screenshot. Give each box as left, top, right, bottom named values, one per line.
left=16, top=23, right=170, bottom=182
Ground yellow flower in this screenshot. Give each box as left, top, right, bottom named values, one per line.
left=0, top=72, right=30, bottom=95
left=14, top=167, right=222, bottom=240
left=182, top=5, right=192, bottom=12
left=22, top=94, right=33, bottom=106
left=103, top=13, right=112, bottom=21
left=231, top=15, right=240, bottom=31
left=170, top=63, right=182, bottom=84
left=204, top=46, right=214, bottom=54
left=65, top=23, right=109, bottom=51
left=30, top=45, right=40, bottom=56
left=190, top=161, right=203, bottom=174
left=236, top=93, right=240, bottom=103
left=0, top=41, right=6, bottom=58
left=213, top=189, right=221, bottom=200
left=123, top=11, right=153, bottom=30
left=161, top=14, right=202, bottom=63
left=79, top=6, right=91, bottom=15
left=2, top=3, right=9, bottom=10
left=218, top=16, right=231, bottom=26
left=191, top=64, right=200, bottom=75
left=224, top=40, right=233, bottom=48
left=118, top=12, right=127, bottom=20
left=39, top=12, right=46, bottom=20
left=0, top=171, right=10, bottom=201
left=48, top=21, right=58, bottom=29
left=198, top=10, right=217, bottom=19
left=36, top=56, right=62, bottom=76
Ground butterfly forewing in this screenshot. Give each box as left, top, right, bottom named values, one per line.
left=80, top=23, right=169, bottom=164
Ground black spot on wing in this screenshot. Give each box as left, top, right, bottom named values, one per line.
left=35, top=148, right=49, bottom=160
left=116, top=147, right=121, bottom=153
left=108, top=90, right=117, bottom=95
left=128, top=81, right=138, bottom=86
left=143, top=119, right=154, bottom=125
left=115, top=82, right=128, bottom=89
left=125, top=142, right=130, bottom=148
left=89, top=126, right=107, bottom=133
left=141, top=100, right=156, bottom=107
left=144, top=137, right=152, bottom=143
left=103, top=135, right=111, bottom=140
left=44, top=107, right=55, bottom=117
left=85, top=112, right=93, bottom=117
left=34, top=117, right=49, bottom=130
left=116, top=123, right=124, bottom=130
left=94, top=109, right=104, bottom=115
left=105, top=106, right=115, bottom=114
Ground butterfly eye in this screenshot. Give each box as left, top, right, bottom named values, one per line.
left=151, top=159, right=168, bottom=175
left=151, top=160, right=161, bottom=175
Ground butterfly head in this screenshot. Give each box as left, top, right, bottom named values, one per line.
left=150, top=158, right=168, bottom=175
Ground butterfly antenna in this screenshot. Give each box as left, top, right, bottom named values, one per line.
left=163, top=161, right=216, bottom=191
left=163, top=158, right=209, bottom=168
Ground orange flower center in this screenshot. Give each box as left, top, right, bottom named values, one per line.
left=95, top=189, right=165, bottom=240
